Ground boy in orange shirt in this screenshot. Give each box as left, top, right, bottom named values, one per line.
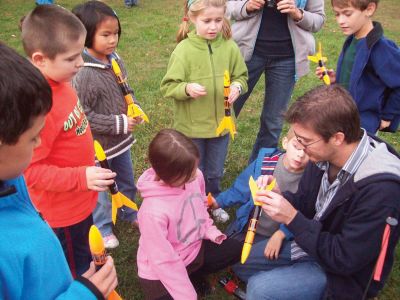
left=22, top=5, right=115, bottom=277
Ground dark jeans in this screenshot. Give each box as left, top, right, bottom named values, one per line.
left=139, top=238, right=242, bottom=299
left=191, top=134, right=230, bottom=196
left=53, top=214, right=93, bottom=278
left=234, top=54, right=296, bottom=162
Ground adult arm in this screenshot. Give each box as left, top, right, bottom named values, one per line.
left=292, top=0, right=325, bottom=33
left=287, top=181, right=400, bottom=274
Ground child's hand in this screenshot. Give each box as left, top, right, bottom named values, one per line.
left=379, top=119, right=391, bottom=130
left=205, top=194, right=219, bottom=209
left=86, top=166, right=116, bottom=191
left=228, top=85, right=240, bottom=104
left=83, top=257, right=118, bottom=299
left=264, top=230, right=285, bottom=260
left=127, top=116, right=142, bottom=132
left=186, top=83, right=207, bottom=98
left=315, top=67, right=336, bottom=84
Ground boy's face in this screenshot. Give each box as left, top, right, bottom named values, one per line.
left=282, top=136, right=309, bottom=173
left=333, top=3, right=375, bottom=39
left=37, top=34, right=85, bottom=83
left=0, top=115, right=45, bottom=180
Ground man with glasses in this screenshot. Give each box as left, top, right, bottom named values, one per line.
left=242, top=85, right=400, bottom=299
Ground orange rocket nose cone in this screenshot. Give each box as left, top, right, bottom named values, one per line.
left=89, top=225, right=105, bottom=255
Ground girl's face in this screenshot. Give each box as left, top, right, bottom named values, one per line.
left=191, top=6, right=225, bottom=40
left=89, top=16, right=119, bottom=62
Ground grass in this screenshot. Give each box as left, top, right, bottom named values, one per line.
left=1, top=0, right=399, bottom=298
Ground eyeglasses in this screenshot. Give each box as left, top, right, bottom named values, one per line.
left=292, top=129, right=323, bottom=150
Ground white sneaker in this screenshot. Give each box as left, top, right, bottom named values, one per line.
left=103, top=234, right=119, bottom=249
left=212, top=208, right=230, bottom=223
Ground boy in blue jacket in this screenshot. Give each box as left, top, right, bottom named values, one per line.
left=0, top=43, right=117, bottom=299
left=211, top=128, right=309, bottom=279
left=317, top=0, right=400, bottom=133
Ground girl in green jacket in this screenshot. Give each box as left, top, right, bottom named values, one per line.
left=161, top=0, right=248, bottom=197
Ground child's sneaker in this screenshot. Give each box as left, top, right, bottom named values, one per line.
left=103, top=234, right=119, bottom=249
left=212, top=208, right=230, bottom=223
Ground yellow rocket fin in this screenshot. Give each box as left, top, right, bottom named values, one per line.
left=249, top=176, right=276, bottom=206
left=127, top=103, right=150, bottom=123
left=307, top=55, right=319, bottom=63
left=216, top=116, right=236, bottom=140
left=323, top=74, right=331, bottom=85
left=119, top=192, right=139, bottom=211
left=111, top=197, right=117, bottom=225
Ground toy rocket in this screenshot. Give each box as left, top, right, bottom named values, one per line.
left=89, top=225, right=122, bottom=300
left=111, top=58, right=149, bottom=123
left=94, top=140, right=138, bottom=224
left=241, top=176, right=276, bottom=264
left=216, top=70, right=236, bottom=140
left=308, top=42, right=331, bottom=85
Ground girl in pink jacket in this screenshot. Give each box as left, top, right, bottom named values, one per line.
left=137, top=129, right=241, bottom=299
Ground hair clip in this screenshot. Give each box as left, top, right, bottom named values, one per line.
left=182, top=17, right=189, bottom=22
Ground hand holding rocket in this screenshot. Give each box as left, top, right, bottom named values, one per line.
left=111, top=58, right=149, bottom=123
left=216, top=70, right=237, bottom=140
left=94, top=140, right=138, bottom=224
left=89, top=225, right=122, bottom=300
left=241, top=176, right=276, bottom=264
left=308, top=42, right=331, bottom=85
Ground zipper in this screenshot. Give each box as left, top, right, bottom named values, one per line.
left=207, top=41, right=218, bottom=126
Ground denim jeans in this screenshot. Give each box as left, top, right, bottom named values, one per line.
left=191, top=134, right=230, bottom=197
left=124, top=0, right=138, bottom=6
left=233, top=238, right=327, bottom=300
left=93, top=149, right=137, bottom=236
left=234, top=54, right=296, bottom=162
left=53, top=214, right=93, bottom=278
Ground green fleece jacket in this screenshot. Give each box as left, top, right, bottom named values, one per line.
left=160, top=31, right=248, bottom=138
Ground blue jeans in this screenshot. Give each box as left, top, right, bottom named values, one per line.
left=233, top=238, right=327, bottom=300
left=93, top=150, right=137, bottom=236
left=191, top=134, right=230, bottom=197
left=124, top=0, right=138, bottom=6
left=53, top=214, right=93, bottom=278
left=234, top=54, right=296, bottom=162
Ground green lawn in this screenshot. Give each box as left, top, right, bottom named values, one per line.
left=1, top=0, right=399, bottom=299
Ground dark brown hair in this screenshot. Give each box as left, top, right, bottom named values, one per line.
left=72, top=1, right=122, bottom=49
left=21, top=5, right=86, bottom=59
left=331, top=0, right=379, bottom=10
left=285, top=85, right=362, bottom=143
left=0, top=43, right=52, bottom=145
left=149, top=129, right=200, bottom=185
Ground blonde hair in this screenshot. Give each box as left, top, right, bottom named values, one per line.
left=176, top=0, right=231, bottom=43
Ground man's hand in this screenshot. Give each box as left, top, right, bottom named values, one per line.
left=86, top=166, right=116, bottom=192
left=277, top=0, right=302, bottom=21
left=246, top=0, right=265, bottom=13
left=82, top=257, right=118, bottom=299
left=186, top=83, right=207, bottom=98
left=256, top=189, right=297, bottom=224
